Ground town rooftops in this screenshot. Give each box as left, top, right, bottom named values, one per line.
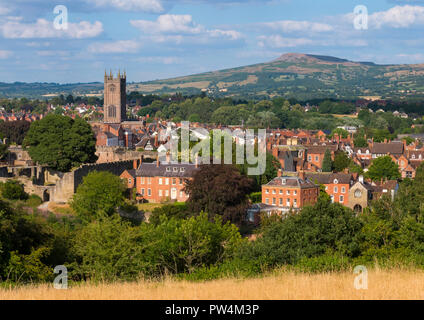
left=135, top=162, right=199, bottom=178
left=265, top=176, right=318, bottom=189
left=306, top=172, right=353, bottom=185
left=371, top=142, right=403, bottom=155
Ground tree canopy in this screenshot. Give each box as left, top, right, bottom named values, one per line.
left=184, top=164, right=254, bottom=225
left=23, top=114, right=97, bottom=172
left=366, top=156, right=401, bottom=182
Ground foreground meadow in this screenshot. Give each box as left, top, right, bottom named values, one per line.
left=1, top=269, right=424, bottom=300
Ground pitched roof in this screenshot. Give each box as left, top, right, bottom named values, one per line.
left=306, top=173, right=353, bottom=185
left=135, top=162, right=199, bottom=178
left=265, top=176, right=318, bottom=189
left=371, top=142, right=403, bottom=155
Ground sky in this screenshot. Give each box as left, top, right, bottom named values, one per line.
left=0, top=0, right=424, bottom=83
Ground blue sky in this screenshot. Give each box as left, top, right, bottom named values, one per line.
left=0, top=0, right=424, bottom=83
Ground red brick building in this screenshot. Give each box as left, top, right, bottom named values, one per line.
left=262, top=173, right=319, bottom=211
left=306, top=172, right=354, bottom=206
left=121, top=158, right=199, bottom=203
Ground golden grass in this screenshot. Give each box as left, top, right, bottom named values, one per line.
left=2, top=269, right=424, bottom=300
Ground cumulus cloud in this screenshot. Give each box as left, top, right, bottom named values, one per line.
left=131, top=15, right=203, bottom=34
left=130, top=14, right=243, bottom=43
left=0, top=18, right=103, bottom=39
left=88, top=40, right=141, bottom=53
left=369, top=5, right=424, bottom=28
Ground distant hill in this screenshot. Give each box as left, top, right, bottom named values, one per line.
left=2, top=53, right=424, bottom=99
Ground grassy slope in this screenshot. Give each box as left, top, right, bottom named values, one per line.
left=2, top=269, right=424, bottom=300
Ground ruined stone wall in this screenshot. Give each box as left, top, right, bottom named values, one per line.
left=50, top=160, right=134, bottom=203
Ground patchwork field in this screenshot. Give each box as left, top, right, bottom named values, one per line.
left=2, top=269, right=424, bottom=300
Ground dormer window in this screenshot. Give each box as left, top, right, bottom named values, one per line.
left=180, top=167, right=185, bottom=172
left=334, top=179, right=338, bottom=184
left=282, top=179, right=287, bottom=185
left=166, top=167, right=171, bottom=172
left=412, top=154, right=416, bottom=159
left=173, top=167, right=178, bottom=172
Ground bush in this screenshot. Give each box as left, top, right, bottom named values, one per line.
left=248, top=192, right=262, bottom=203
left=292, top=253, right=352, bottom=273
left=149, top=203, right=190, bottom=225
left=1, top=180, right=28, bottom=200
left=242, top=199, right=363, bottom=267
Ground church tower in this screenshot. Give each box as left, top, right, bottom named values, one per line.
left=103, top=70, right=126, bottom=123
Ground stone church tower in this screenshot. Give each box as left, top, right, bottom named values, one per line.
left=103, top=70, right=126, bottom=123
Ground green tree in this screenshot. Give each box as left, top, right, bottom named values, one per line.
left=322, top=149, right=333, bottom=172
left=184, top=164, right=253, bottom=225
left=366, top=156, right=400, bottom=182
left=1, top=180, right=28, bottom=200
left=23, top=114, right=97, bottom=172
left=71, top=171, right=126, bottom=222
left=242, top=199, right=362, bottom=266
left=333, top=151, right=351, bottom=173
left=354, top=136, right=368, bottom=148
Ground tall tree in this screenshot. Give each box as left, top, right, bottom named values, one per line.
left=71, top=171, right=127, bottom=222
left=333, top=151, right=351, bottom=173
left=184, top=164, right=254, bottom=225
left=322, top=149, right=333, bottom=172
left=366, top=156, right=400, bottom=182
left=23, top=114, right=97, bottom=172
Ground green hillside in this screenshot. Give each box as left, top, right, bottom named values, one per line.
left=131, top=53, right=424, bottom=100
left=2, top=53, right=424, bottom=99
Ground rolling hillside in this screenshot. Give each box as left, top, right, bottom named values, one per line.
left=131, top=53, right=424, bottom=100
left=2, top=53, right=424, bottom=99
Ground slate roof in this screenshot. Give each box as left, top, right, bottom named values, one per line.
left=135, top=162, right=199, bottom=178
left=306, top=173, right=353, bottom=185
left=265, top=176, right=318, bottom=189
left=371, top=142, right=403, bottom=155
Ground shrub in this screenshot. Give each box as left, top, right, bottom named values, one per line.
left=1, top=180, right=28, bottom=200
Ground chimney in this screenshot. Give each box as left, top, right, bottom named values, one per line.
left=156, top=155, right=160, bottom=167
left=359, top=175, right=364, bottom=184
left=384, top=138, right=388, bottom=144
left=298, top=170, right=305, bottom=181
left=277, top=169, right=282, bottom=177
left=133, top=159, right=138, bottom=170
left=195, top=155, right=199, bottom=168
left=166, top=152, right=171, bottom=163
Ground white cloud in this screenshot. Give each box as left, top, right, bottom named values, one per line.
left=0, top=50, right=12, bottom=59
left=0, top=18, right=103, bottom=39
left=131, top=14, right=242, bottom=43
left=85, top=0, right=164, bottom=13
left=131, top=14, right=204, bottom=34
left=259, top=20, right=334, bottom=33
left=370, top=5, right=424, bottom=28
left=88, top=40, right=141, bottom=53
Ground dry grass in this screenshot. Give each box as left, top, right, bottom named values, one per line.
left=2, top=269, right=424, bottom=300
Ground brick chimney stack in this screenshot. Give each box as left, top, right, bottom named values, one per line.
left=298, top=170, right=305, bottom=181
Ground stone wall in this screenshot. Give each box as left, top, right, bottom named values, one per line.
left=50, top=160, right=134, bottom=203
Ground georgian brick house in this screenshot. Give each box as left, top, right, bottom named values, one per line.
left=261, top=172, right=319, bottom=212
left=121, top=157, right=199, bottom=203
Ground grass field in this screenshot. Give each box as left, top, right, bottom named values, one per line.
left=2, top=269, right=424, bottom=300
